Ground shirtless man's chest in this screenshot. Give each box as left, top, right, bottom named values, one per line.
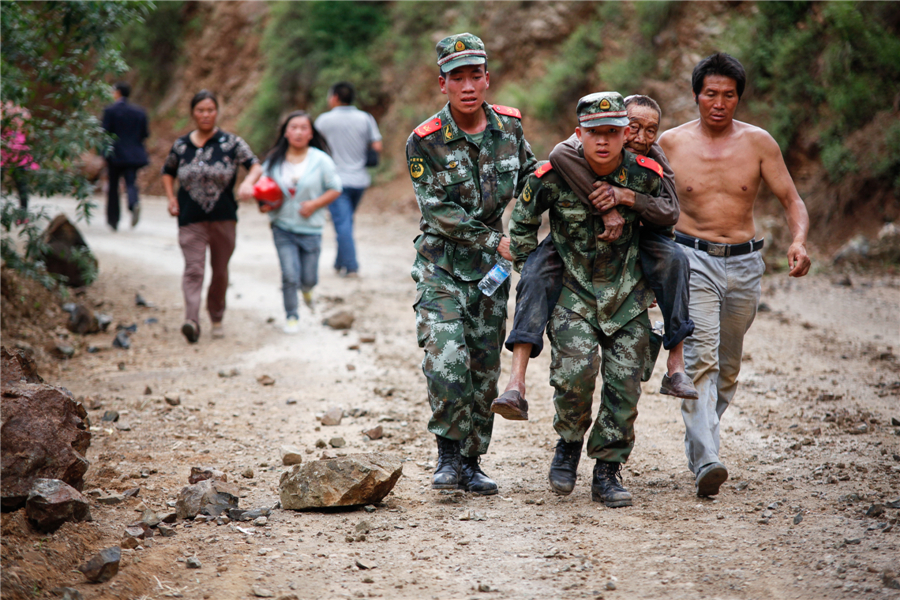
left=662, top=121, right=763, bottom=244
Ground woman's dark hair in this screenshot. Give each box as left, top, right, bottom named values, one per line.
left=190, top=89, right=218, bottom=111
left=691, top=52, right=746, bottom=100
left=263, top=110, right=331, bottom=170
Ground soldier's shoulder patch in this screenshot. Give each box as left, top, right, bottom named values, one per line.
left=635, top=155, right=664, bottom=178
left=535, top=161, right=554, bottom=178
left=414, top=117, right=442, bottom=138
left=492, top=104, right=522, bottom=119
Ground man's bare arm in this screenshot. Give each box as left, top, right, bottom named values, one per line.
left=757, top=131, right=811, bottom=277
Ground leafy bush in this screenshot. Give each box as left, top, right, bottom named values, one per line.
left=1, top=1, right=144, bottom=286
left=240, top=1, right=390, bottom=152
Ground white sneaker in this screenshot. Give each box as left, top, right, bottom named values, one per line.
left=283, top=317, right=299, bottom=334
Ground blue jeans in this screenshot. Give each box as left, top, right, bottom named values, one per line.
left=272, top=226, right=322, bottom=319
left=329, top=186, right=366, bottom=273
left=505, top=226, right=694, bottom=356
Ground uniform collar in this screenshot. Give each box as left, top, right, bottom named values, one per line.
left=438, top=102, right=502, bottom=144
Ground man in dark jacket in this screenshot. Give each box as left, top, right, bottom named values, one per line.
left=102, top=81, right=149, bottom=230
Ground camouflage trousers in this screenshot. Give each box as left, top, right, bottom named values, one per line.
left=412, top=256, right=509, bottom=457
left=548, top=304, right=649, bottom=463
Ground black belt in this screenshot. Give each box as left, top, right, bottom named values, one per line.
left=675, top=232, right=764, bottom=257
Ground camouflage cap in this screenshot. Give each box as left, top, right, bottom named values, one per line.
left=577, top=92, right=629, bottom=128
left=436, top=33, right=487, bottom=74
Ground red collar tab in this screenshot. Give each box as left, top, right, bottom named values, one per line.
left=636, top=155, right=663, bottom=178
left=535, top=162, right=554, bottom=178
left=492, top=104, right=522, bottom=119
left=414, top=117, right=442, bottom=138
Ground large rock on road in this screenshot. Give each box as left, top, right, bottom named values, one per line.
left=1, top=348, right=91, bottom=510
left=279, top=453, right=402, bottom=510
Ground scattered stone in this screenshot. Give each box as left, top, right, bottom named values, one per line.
left=48, top=342, right=75, bottom=359
left=41, top=214, right=97, bottom=287
left=157, top=524, right=176, bottom=537
left=734, top=481, right=750, bottom=492
left=66, top=304, right=100, bottom=335
left=0, top=364, right=91, bottom=511
left=160, top=511, right=177, bottom=523
left=323, top=310, right=355, bottom=330
left=51, top=587, right=84, bottom=600
left=140, top=508, right=161, bottom=527
left=606, top=581, right=617, bottom=591
left=891, top=417, right=900, bottom=427
left=355, top=520, right=371, bottom=534
left=1, top=347, right=43, bottom=385
left=124, top=523, right=152, bottom=539
left=320, top=450, right=337, bottom=460
left=363, top=505, right=376, bottom=513
left=97, top=493, right=125, bottom=506
left=241, top=467, right=254, bottom=479
left=329, top=437, right=346, bottom=449
left=793, top=512, right=803, bottom=525
left=276, top=595, right=299, bottom=600
left=164, top=394, right=181, bottom=406
left=120, top=536, right=139, bottom=550
left=321, top=407, right=343, bottom=426
left=135, top=293, right=150, bottom=307
left=360, top=335, right=376, bottom=344
left=459, top=510, right=487, bottom=521
left=252, top=587, right=275, bottom=598
left=186, top=556, right=202, bottom=569
left=218, top=368, right=240, bottom=378
left=356, top=558, right=376, bottom=570
left=280, top=445, right=304, bottom=466
left=363, top=425, right=384, bottom=441
left=112, top=331, right=131, bottom=349
left=844, top=538, right=861, bottom=545
left=115, top=421, right=131, bottom=431
left=143, top=385, right=152, bottom=395
left=175, top=479, right=239, bottom=519
left=478, top=583, right=493, bottom=592
left=279, top=453, right=402, bottom=510
left=25, top=479, right=92, bottom=532
left=78, top=546, right=120, bottom=583
left=285, top=398, right=298, bottom=405
left=252, top=516, right=268, bottom=526
left=315, top=439, right=327, bottom=448
left=188, top=466, right=227, bottom=484
left=97, top=314, right=113, bottom=331
left=257, top=375, right=276, bottom=386
left=832, top=234, right=870, bottom=265
left=866, top=504, right=886, bottom=518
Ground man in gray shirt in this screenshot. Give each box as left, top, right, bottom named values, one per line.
left=314, top=82, right=383, bottom=277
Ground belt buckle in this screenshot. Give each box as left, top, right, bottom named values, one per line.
left=707, top=242, right=727, bottom=257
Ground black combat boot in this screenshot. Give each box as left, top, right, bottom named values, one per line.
left=548, top=438, right=583, bottom=495
left=459, top=455, right=498, bottom=495
left=591, top=460, right=633, bottom=507
left=432, top=435, right=461, bottom=490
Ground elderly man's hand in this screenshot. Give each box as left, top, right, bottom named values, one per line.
left=597, top=209, right=624, bottom=242
left=590, top=182, right=636, bottom=213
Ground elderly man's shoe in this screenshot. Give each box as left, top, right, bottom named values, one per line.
left=660, top=372, right=699, bottom=399
left=548, top=438, right=582, bottom=495
left=491, top=389, right=529, bottom=420
left=591, top=460, right=633, bottom=507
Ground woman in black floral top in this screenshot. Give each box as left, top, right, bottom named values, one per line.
left=162, top=90, right=262, bottom=343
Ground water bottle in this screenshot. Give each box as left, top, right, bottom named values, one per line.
left=652, top=320, right=665, bottom=336
left=478, top=259, right=512, bottom=296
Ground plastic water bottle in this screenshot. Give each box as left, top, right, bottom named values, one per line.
left=652, top=320, right=665, bottom=336
left=478, top=259, right=512, bottom=296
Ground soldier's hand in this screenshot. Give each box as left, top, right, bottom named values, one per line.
left=787, top=241, right=811, bottom=277
left=497, top=236, right=514, bottom=261
left=597, top=209, right=624, bottom=242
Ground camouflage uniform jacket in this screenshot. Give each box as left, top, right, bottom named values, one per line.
left=406, top=102, right=537, bottom=281
left=509, top=152, right=662, bottom=337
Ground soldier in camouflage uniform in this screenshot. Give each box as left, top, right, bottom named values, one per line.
left=508, top=92, right=663, bottom=507
left=406, top=33, right=536, bottom=495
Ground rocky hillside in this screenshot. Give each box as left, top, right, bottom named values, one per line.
left=122, top=0, right=900, bottom=255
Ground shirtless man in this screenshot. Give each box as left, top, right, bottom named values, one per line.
left=659, top=52, right=811, bottom=497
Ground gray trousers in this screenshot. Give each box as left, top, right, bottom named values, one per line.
left=681, top=245, right=765, bottom=474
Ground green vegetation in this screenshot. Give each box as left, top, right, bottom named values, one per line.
left=240, top=1, right=390, bottom=152
left=1, top=1, right=146, bottom=286
left=744, top=0, right=900, bottom=180
left=114, top=1, right=198, bottom=101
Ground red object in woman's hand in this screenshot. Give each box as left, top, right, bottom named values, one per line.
left=253, top=176, right=283, bottom=210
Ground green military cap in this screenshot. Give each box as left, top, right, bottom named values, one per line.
left=436, top=33, right=487, bottom=73
left=577, top=92, right=629, bottom=128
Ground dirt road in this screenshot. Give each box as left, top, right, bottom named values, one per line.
left=2, top=194, right=899, bottom=600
